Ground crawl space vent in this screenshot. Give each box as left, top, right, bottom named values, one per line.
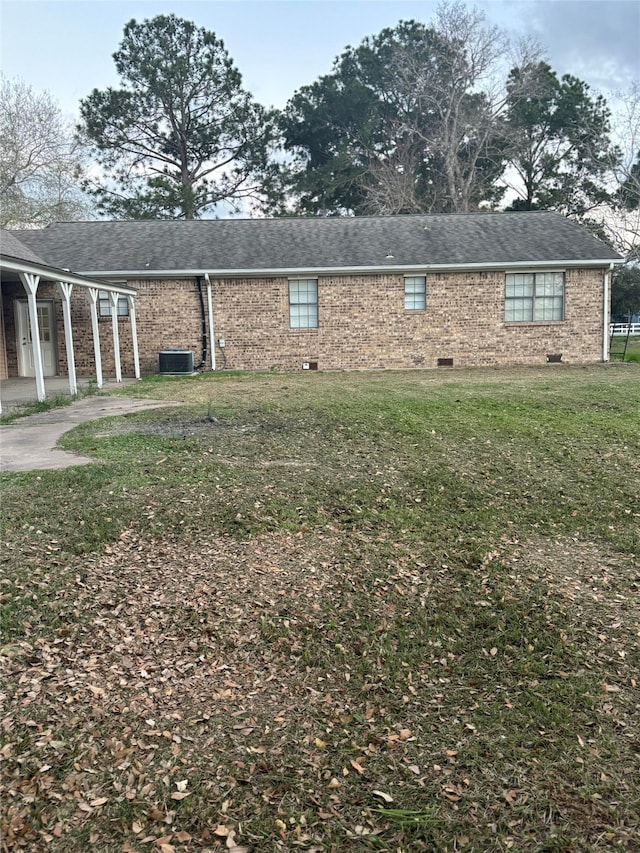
left=159, top=349, right=194, bottom=374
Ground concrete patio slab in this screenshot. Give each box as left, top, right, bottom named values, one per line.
left=0, top=377, right=137, bottom=412
left=0, top=396, right=180, bottom=473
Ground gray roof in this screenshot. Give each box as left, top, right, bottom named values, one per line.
left=1, top=229, right=49, bottom=266
left=15, top=212, right=620, bottom=276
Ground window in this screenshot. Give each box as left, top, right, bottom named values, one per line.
left=404, top=275, right=426, bottom=310
left=98, top=291, right=129, bottom=318
left=505, top=272, right=564, bottom=322
left=289, top=278, right=318, bottom=328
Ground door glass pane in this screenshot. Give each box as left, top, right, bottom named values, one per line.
left=37, top=306, right=51, bottom=342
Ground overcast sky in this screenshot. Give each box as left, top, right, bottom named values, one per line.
left=0, top=0, right=638, bottom=119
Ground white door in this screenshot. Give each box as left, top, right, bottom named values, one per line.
left=15, top=300, right=57, bottom=377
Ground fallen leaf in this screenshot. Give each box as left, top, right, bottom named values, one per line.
left=373, top=789, right=393, bottom=803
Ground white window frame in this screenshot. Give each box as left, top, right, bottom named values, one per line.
left=289, top=278, right=318, bottom=329
left=505, top=271, right=565, bottom=323
left=404, top=275, right=426, bottom=311
left=98, top=290, right=129, bottom=318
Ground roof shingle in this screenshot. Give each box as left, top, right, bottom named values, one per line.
left=1, top=229, right=49, bottom=265
left=14, top=212, right=620, bottom=275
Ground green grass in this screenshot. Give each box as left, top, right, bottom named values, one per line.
left=610, top=334, right=640, bottom=363
left=1, top=365, right=639, bottom=852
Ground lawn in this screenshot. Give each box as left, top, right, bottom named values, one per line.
left=1, top=364, right=639, bottom=853
left=610, top=335, right=640, bottom=363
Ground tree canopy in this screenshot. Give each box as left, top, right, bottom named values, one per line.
left=78, top=14, right=280, bottom=219
left=503, top=62, right=617, bottom=218
left=0, top=76, right=91, bottom=227
left=6, top=5, right=633, bottom=233
left=611, top=264, right=640, bottom=322
left=279, top=7, right=509, bottom=216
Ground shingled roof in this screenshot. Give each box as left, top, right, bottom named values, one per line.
left=1, top=229, right=49, bottom=266
left=15, top=212, right=620, bottom=276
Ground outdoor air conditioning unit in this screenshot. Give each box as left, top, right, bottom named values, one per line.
left=159, top=349, right=194, bottom=375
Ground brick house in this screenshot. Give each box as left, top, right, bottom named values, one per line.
left=0, top=212, right=621, bottom=397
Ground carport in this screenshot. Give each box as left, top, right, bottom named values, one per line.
left=1, top=230, right=140, bottom=413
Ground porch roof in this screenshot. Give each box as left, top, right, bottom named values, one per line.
left=1, top=229, right=48, bottom=265
left=1, top=229, right=136, bottom=296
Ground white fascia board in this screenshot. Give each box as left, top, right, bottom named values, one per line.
left=78, top=258, right=623, bottom=279
left=1, top=255, right=137, bottom=295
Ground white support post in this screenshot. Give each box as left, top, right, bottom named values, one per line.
left=128, top=295, right=141, bottom=380
left=108, top=292, right=122, bottom=382
left=87, top=288, right=103, bottom=389
left=58, top=281, right=77, bottom=396
left=19, top=272, right=45, bottom=402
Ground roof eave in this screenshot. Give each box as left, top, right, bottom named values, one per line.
left=0, top=255, right=137, bottom=295
left=76, top=258, right=623, bottom=279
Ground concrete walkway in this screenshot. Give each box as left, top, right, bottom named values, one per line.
left=0, top=396, right=179, bottom=473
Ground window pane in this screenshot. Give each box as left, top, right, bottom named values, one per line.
left=404, top=276, right=426, bottom=310
left=505, top=297, right=533, bottom=322
left=505, top=272, right=564, bottom=322
left=506, top=274, right=534, bottom=297
left=289, top=279, right=317, bottom=303
left=37, top=306, right=51, bottom=342
left=99, top=291, right=129, bottom=317
left=534, top=296, right=563, bottom=321
left=289, top=279, right=318, bottom=328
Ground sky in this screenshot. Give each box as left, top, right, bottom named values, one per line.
left=0, top=0, right=639, bottom=121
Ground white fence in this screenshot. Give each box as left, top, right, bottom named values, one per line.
left=610, top=323, right=640, bottom=336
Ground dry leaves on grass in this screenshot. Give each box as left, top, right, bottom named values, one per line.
left=1, top=525, right=433, bottom=851
left=2, top=525, right=639, bottom=851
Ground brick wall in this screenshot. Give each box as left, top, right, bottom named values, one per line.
left=0, top=268, right=608, bottom=378
left=206, top=268, right=607, bottom=371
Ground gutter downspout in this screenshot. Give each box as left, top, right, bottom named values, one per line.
left=603, top=263, right=614, bottom=362
left=194, top=276, right=207, bottom=370
left=205, top=273, right=216, bottom=371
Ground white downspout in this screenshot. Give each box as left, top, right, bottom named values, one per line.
left=205, top=273, right=215, bottom=371
left=603, top=263, right=613, bottom=363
